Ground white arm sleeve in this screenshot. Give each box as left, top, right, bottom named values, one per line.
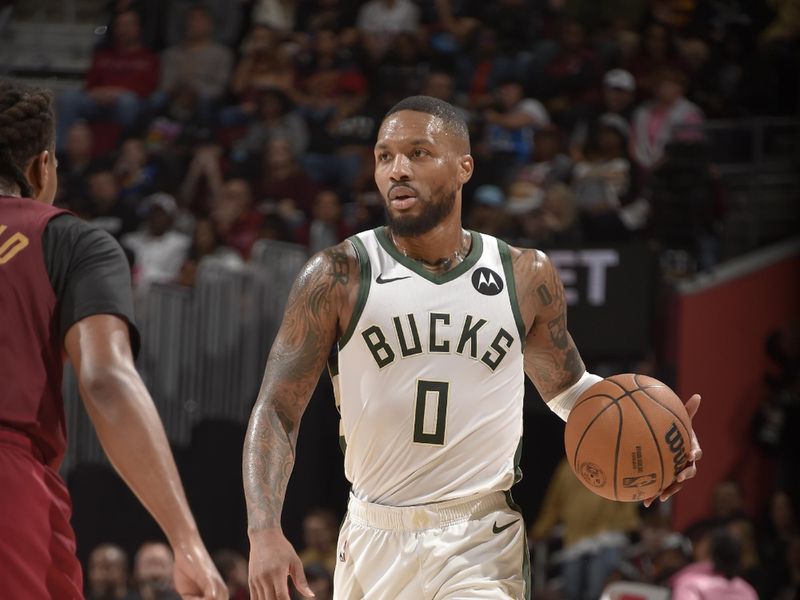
left=546, top=371, right=603, bottom=422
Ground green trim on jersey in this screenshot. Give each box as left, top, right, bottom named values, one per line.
left=327, top=353, right=340, bottom=377
left=497, top=239, right=527, bottom=347
left=504, top=490, right=532, bottom=600
left=339, top=236, right=372, bottom=349
left=513, top=437, right=523, bottom=484
left=374, top=226, right=484, bottom=284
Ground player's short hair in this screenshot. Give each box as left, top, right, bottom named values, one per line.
left=0, top=80, right=55, bottom=198
left=383, top=95, right=470, bottom=154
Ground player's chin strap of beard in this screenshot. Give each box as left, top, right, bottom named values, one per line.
left=547, top=371, right=603, bottom=422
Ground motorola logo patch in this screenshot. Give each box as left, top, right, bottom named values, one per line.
left=472, top=267, right=503, bottom=296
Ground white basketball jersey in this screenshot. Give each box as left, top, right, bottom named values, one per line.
left=330, top=227, right=526, bottom=506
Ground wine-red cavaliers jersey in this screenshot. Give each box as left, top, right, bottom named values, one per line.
left=0, top=196, right=139, bottom=468
left=0, top=196, right=70, bottom=468
left=0, top=196, right=138, bottom=599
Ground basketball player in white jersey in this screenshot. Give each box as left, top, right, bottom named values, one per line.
left=243, top=96, right=702, bottom=600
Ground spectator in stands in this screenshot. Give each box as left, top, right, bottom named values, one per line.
left=156, top=5, right=234, bottom=116
left=211, top=549, right=249, bottom=600
left=178, top=143, right=224, bottom=216
left=296, top=189, right=352, bottom=253
left=465, top=184, right=508, bottom=238
left=230, top=89, right=308, bottom=167
left=459, top=28, right=510, bottom=111
left=211, top=178, right=264, bottom=259
left=174, top=218, right=242, bottom=288
left=357, top=0, right=421, bottom=61
left=223, top=25, right=296, bottom=127
left=670, top=519, right=717, bottom=589
left=777, top=535, right=800, bottom=600
left=114, top=137, right=164, bottom=203
left=251, top=0, right=296, bottom=32
left=298, top=508, right=339, bottom=574
left=258, top=136, right=321, bottom=217
left=55, top=121, right=95, bottom=208
left=627, top=22, right=684, bottom=99
left=305, top=562, right=334, bottom=600
left=671, top=528, right=758, bottom=600
left=540, top=19, right=601, bottom=125
left=712, top=480, right=746, bottom=521
left=122, top=193, right=191, bottom=293
left=530, top=457, right=640, bottom=600
left=87, top=543, right=131, bottom=600
left=758, top=490, right=798, bottom=596
left=512, top=124, right=573, bottom=190
left=728, top=516, right=772, bottom=598
left=56, top=9, right=158, bottom=149
left=471, top=0, right=542, bottom=58
left=81, top=164, right=140, bottom=237
left=296, top=0, right=359, bottom=34
left=630, top=68, right=704, bottom=171
left=481, top=78, right=550, bottom=179
left=616, top=506, right=689, bottom=585
left=570, top=69, right=637, bottom=162
left=291, top=28, right=368, bottom=188
left=573, top=113, right=646, bottom=242
left=130, top=541, right=180, bottom=600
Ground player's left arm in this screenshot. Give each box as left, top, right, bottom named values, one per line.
left=511, top=246, right=702, bottom=504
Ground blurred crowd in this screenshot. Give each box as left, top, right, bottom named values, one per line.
left=50, top=0, right=800, bottom=291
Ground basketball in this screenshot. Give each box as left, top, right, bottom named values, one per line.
left=564, top=374, right=692, bottom=502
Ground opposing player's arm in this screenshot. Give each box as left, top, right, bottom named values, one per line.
left=66, top=315, right=226, bottom=599
left=243, top=241, right=358, bottom=600
left=517, top=248, right=587, bottom=401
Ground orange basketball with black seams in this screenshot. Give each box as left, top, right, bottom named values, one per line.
left=564, top=373, right=692, bottom=502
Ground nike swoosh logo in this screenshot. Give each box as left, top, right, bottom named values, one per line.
left=492, top=519, right=519, bottom=534
left=375, top=274, right=411, bottom=284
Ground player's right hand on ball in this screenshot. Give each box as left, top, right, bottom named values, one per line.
left=248, top=528, right=315, bottom=600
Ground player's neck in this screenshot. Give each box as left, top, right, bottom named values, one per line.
left=388, top=218, right=470, bottom=274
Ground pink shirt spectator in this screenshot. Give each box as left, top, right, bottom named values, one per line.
left=671, top=561, right=758, bottom=600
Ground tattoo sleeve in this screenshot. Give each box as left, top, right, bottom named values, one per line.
left=243, top=245, right=354, bottom=532
left=523, top=251, right=586, bottom=400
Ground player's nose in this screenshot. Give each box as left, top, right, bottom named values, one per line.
left=389, top=154, right=412, bottom=181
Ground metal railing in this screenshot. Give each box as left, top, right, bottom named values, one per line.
left=62, top=240, right=308, bottom=470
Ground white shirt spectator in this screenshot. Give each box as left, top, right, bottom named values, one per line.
left=357, top=0, right=420, bottom=34
left=123, top=230, right=191, bottom=292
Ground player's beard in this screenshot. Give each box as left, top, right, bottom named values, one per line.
left=384, top=187, right=457, bottom=237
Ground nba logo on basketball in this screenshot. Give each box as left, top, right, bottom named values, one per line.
left=664, top=422, right=687, bottom=477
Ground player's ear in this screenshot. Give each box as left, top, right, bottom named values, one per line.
left=457, top=154, right=474, bottom=185
left=25, top=150, right=53, bottom=199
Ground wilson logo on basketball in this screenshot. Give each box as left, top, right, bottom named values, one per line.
left=664, top=422, right=688, bottom=478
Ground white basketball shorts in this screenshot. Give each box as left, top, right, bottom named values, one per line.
left=333, top=491, right=530, bottom=599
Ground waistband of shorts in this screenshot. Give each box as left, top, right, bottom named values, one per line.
left=0, top=426, right=46, bottom=463
left=347, top=490, right=509, bottom=531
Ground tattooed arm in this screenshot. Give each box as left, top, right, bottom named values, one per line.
left=243, top=242, right=358, bottom=600
left=513, top=246, right=702, bottom=505
left=512, top=247, right=586, bottom=400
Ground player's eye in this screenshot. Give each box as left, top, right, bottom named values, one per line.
left=412, top=148, right=429, bottom=158
left=377, top=152, right=391, bottom=162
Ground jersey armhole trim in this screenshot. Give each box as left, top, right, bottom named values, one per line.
left=338, top=235, right=371, bottom=349
left=497, top=239, right=527, bottom=349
